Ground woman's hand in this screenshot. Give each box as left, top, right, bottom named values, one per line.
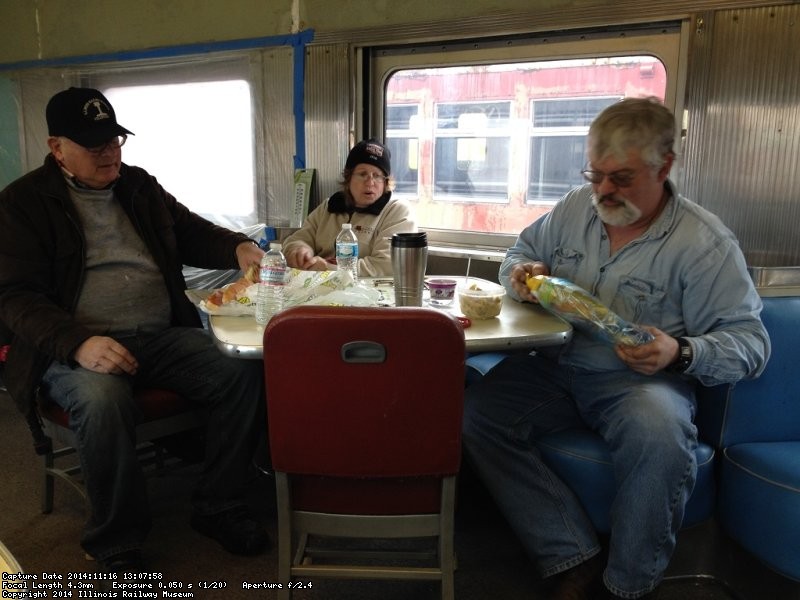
left=305, top=256, right=330, bottom=271
left=284, top=244, right=315, bottom=269
left=285, top=244, right=332, bottom=271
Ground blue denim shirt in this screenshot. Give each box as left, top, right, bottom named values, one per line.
left=500, top=181, right=770, bottom=386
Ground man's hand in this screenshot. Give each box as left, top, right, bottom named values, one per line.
left=509, top=262, right=550, bottom=302
left=615, top=327, right=681, bottom=375
left=74, top=336, right=139, bottom=375
left=235, top=241, right=264, bottom=276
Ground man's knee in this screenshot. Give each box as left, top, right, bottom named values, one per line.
left=46, top=370, right=134, bottom=415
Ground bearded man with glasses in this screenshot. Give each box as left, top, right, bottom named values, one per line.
left=0, top=87, right=271, bottom=573
left=462, top=97, right=770, bottom=599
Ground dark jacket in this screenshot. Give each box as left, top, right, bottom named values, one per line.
left=0, top=154, right=252, bottom=418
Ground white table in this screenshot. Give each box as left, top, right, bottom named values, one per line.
left=206, top=278, right=572, bottom=358
left=0, top=540, right=23, bottom=574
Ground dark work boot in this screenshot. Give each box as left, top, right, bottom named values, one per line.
left=546, top=553, right=604, bottom=600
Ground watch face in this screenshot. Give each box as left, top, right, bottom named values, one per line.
left=678, top=339, right=692, bottom=369
left=669, top=338, right=692, bottom=373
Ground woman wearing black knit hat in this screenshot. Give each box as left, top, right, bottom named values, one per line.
left=282, top=139, right=416, bottom=277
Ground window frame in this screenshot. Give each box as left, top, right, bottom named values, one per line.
left=433, top=99, right=512, bottom=203
left=527, top=95, right=621, bottom=204
left=385, top=104, right=421, bottom=196
left=366, top=22, right=689, bottom=248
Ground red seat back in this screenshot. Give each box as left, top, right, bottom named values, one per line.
left=263, top=306, right=465, bottom=511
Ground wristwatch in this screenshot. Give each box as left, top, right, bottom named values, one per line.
left=670, top=337, right=693, bottom=373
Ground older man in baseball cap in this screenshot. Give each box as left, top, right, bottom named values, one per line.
left=0, top=87, right=270, bottom=573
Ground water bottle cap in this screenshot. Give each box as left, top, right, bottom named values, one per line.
left=269, top=242, right=282, bottom=251
left=342, top=223, right=352, bottom=230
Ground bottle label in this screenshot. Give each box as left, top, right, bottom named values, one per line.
left=261, top=265, right=286, bottom=285
left=336, top=242, right=358, bottom=259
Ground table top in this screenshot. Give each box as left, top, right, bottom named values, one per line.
left=207, top=277, right=572, bottom=358
left=0, top=539, right=23, bottom=573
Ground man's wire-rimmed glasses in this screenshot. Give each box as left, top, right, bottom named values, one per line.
left=84, top=135, right=128, bottom=155
left=581, top=166, right=639, bottom=188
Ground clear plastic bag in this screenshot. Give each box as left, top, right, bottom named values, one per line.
left=526, top=275, right=654, bottom=347
left=182, top=223, right=268, bottom=290
left=189, top=269, right=380, bottom=316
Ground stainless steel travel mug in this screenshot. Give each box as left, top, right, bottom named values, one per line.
left=391, top=232, right=428, bottom=306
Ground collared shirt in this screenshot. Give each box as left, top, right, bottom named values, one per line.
left=500, top=181, right=770, bottom=386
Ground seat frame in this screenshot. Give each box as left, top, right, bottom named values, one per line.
left=264, top=305, right=465, bottom=600
left=275, top=474, right=457, bottom=587
left=38, top=389, right=205, bottom=514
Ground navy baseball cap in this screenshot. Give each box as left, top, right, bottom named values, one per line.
left=46, top=87, right=134, bottom=148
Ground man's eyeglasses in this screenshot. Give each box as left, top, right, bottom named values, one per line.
left=84, top=135, right=127, bottom=155
left=581, top=167, right=639, bottom=188
left=352, top=171, right=388, bottom=184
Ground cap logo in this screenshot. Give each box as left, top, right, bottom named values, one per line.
left=83, top=98, right=112, bottom=122
left=365, top=142, right=384, bottom=158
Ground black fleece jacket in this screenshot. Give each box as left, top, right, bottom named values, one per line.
left=0, top=154, right=251, bottom=417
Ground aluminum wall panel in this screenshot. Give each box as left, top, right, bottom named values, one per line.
left=259, top=48, right=296, bottom=226
left=683, top=4, right=800, bottom=266
left=304, top=44, right=352, bottom=212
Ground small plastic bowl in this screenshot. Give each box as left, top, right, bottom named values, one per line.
left=458, top=282, right=505, bottom=320
left=427, top=278, right=457, bottom=306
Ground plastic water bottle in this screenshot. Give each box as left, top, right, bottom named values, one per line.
left=255, top=243, right=287, bottom=325
left=335, top=223, right=359, bottom=284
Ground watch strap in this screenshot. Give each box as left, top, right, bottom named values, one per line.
left=670, top=337, right=693, bottom=373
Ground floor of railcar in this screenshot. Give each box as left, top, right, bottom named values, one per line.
left=1, top=388, right=797, bottom=599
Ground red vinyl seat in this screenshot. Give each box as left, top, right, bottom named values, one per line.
left=263, top=305, right=466, bottom=600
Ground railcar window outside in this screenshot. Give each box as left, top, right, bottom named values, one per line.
left=104, top=81, right=256, bottom=229
left=385, top=57, right=667, bottom=235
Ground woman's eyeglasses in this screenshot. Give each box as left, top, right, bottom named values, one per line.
left=352, top=171, right=388, bottom=184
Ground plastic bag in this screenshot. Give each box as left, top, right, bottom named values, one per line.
left=182, top=223, right=268, bottom=290
left=189, top=269, right=381, bottom=316
left=526, top=275, right=654, bottom=347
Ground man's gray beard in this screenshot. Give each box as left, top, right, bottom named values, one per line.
left=592, top=193, right=642, bottom=227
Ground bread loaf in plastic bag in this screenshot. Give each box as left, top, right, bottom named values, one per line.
left=526, top=275, right=654, bottom=346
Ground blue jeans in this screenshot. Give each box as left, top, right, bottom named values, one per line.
left=462, top=352, right=697, bottom=599
left=41, top=327, right=265, bottom=562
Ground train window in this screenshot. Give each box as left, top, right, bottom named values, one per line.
left=528, top=96, right=620, bottom=202
left=384, top=58, right=666, bottom=236
left=104, top=80, right=256, bottom=227
left=386, top=105, right=420, bottom=195
left=371, top=24, right=683, bottom=242
left=82, top=53, right=262, bottom=231
left=434, top=100, right=511, bottom=201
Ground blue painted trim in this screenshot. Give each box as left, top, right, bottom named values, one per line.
left=0, top=29, right=316, bottom=168
left=0, top=32, right=311, bottom=71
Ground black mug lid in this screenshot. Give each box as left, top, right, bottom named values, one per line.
left=391, top=232, right=428, bottom=248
